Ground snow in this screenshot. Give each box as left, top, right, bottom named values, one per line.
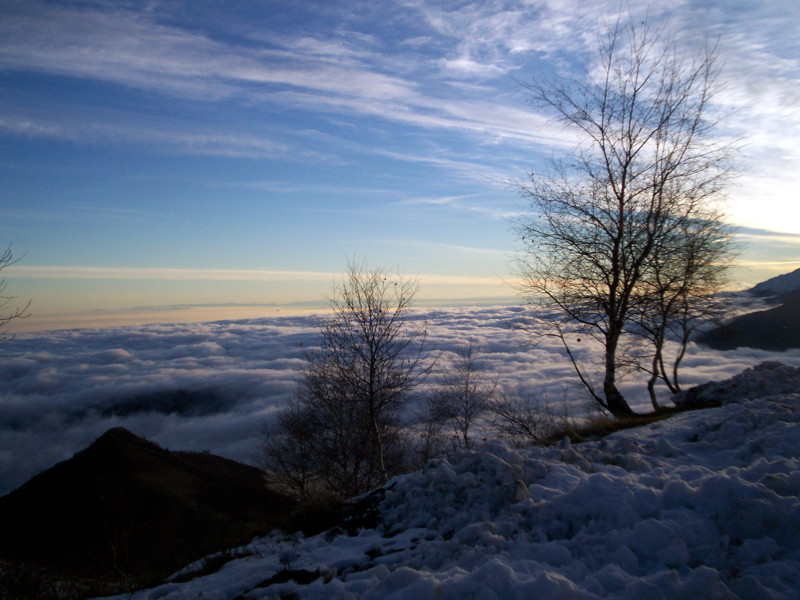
left=98, top=362, right=800, bottom=600
left=673, top=361, right=800, bottom=407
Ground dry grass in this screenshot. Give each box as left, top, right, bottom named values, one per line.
left=538, top=403, right=705, bottom=446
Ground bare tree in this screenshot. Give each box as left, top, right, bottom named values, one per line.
left=432, top=345, right=496, bottom=451
left=489, top=390, right=570, bottom=445
left=261, top=261, right=431, bottom=498
left=324, top=261, right=431, bottom=484
left=516, top=15, right=732, bottom=417
left=634, top=216, right=734, bottom=408
left=409, top=396, right=448, bottom=468
left=259, top=397, right=321, bottom=499
left=0, top=244, right=30, bottom=336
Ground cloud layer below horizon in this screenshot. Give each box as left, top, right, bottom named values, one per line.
left=2, top=303, right=799, bottom=496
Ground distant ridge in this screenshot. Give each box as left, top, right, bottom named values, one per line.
left=0, top=427, right=296, bottom=594
left=698, top=268, right=800, bottom=351
left=749, top=267, right=800, bottom=297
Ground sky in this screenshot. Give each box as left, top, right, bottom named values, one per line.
left=1, top=0, right=799, bottom=332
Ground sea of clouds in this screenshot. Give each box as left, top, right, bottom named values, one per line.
left=1, top=303, right=799, bottom=495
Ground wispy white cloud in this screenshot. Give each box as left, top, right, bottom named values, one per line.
left=0, top=0, right=565, bottom=154
left=0, top=203, right=158, bottom=225
left=372, top=148, right=511, bottom=185
left=400, top=194, right=481, bottom=207
left=406, top=0, right=673, bottom=74
left=2, top=0, right=797, bottom=164
left=382, top=237, right=515, bottom=260
left=736, top=260, right=800, bottom=268
left=9, top=266, right=338, bottom=282
left=397, top=192, right=521, bottom=221
left=734, top=228, right=800, bottom=244
left=0, top=3, right=408, bottom=109
left=8, top=265, right=513, bottom=288
left=0, top=111, right=290, bottom=158
left=9, top=3, right=389, bottom=102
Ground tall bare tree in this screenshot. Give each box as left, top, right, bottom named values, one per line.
left=516, top=16, right=732, bottom=417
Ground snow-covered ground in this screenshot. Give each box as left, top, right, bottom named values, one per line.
left=2, top=301, right=800, bottom=495
left=99, top=362, right=800, bottom=600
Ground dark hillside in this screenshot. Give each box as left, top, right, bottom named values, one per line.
left=698, top=289, right=800, bottom=351
left=0, top=427, right=296, bottom=596
left=749, top=266, right=800, bottom=296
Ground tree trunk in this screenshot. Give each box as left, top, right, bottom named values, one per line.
left=368, top=359, right=388, bottom=484
left=604, top=380, right=635, bottom=418
left=648, top=328, right=666, bottom=410
left=604, top=329, right=635, bottom=418
left=647, top=351, right=660, bottom=411
left=669, top=312, right=690, bottom=393
left=372, top=411, right=388, bottom=484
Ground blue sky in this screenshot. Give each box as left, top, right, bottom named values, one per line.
left=1, top=0, right=799, bottom=331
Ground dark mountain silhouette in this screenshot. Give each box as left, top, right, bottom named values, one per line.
left=699, top=288, right=800, bottom=351
left=749, top=266, right=800, bottom=297
left=0, top=427, right=296, bottom=596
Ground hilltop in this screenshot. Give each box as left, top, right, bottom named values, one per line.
left=0, top=428, right=296, bottom=598
left=749, top=267, right=800, bottom=297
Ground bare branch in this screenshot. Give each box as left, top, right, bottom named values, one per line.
left=0, top=243, right=31, bottom=338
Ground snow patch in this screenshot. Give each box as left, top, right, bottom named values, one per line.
left=102, top=364, right=800, bottom=600
left=673, top=361, right=800, bottom=407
